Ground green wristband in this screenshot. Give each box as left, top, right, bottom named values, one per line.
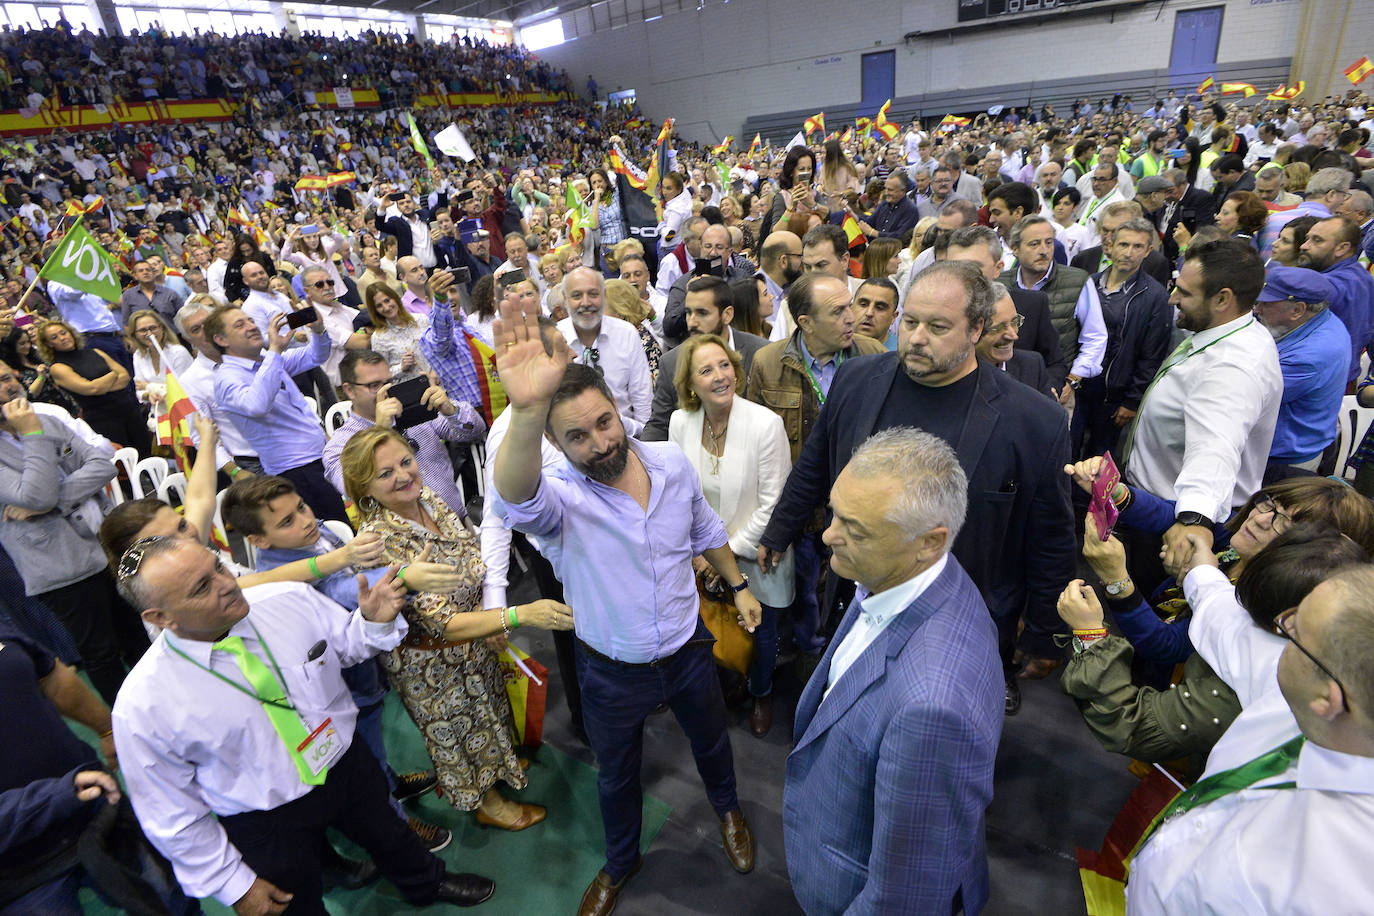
left=21, top=429, right=44, bottom=437
left=307, top=556, right=324, bottom=580
left=396, top=565, right=409, bottom=586
left=507, top=606, right=520, bottom=629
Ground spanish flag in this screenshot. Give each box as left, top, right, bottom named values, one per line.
left=64, top=196, right=104, bottom=216
left=711, top=136, right=733, bottom=155
left=1219, top=82, right=1256, bottom=97
left=747, top=133, right=761, bottom=159
left=1196, top=75, right=1214, bottom=94
left=295, top=175, right=329, bottom=191
left=877, top=99, right=892, bottom=122
left=937, top=114, right=970, bottom=132
left=839, top=126, right=854, bottom=144
left=466, top=334, right=507, bottom=425
left=325, top=171, right=356, bottom=187
left=607, top=148, right=646, bottom=190
left=855, top=117, right=872, bottom=133
left=1265, top=82, right=1305, bottom=101
left=842, top=212, right=863, bottom=250
left=1345, top=57, right=1374, bottom=85
left=154, top=355, right=197, bottom=474
left=804, top=112, right=825, bottom=135
left=874, top=121, right=900, bottom=141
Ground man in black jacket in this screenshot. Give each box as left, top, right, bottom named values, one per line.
left=1074, top=218, right=1172, bottom=460
left=1069, top=199, right=1174, bottom=289
left=372, top=189, right=445, bottom=267
left=661, top=224, right=754, bottom=347
left=976, top=282, right=1054, bottom=399
left=944, top=226, right=1067, bottom=391
left=1158, top=169, right=1217, bottom=262
left=759, top=261, right=1075, bottom=715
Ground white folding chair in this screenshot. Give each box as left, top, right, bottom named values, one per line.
left=156, top=472, right=188, bottom=508
left=322, top=519, right=355, bottom=544
left=105, top=480, right=125, bottom=506
left=1336, top=394, right=1374, bottom=479
left=131, top=456, right=169, bottom=499
left=325, top=400, right=353, bottom=433
left=113, top=446, right=139, bottom=499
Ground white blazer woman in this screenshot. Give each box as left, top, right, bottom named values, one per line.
left=669, top=375, right=794, bottom=608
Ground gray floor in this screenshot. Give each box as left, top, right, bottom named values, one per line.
left=510, top=610, right=1140, bottom=916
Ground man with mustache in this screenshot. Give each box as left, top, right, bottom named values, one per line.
left=555, top=267, right=653, bottom=436
left=491, top=299, right=764, bottom=916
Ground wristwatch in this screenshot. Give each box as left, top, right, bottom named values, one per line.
left=1175, top=511, right=1213, bottom=529
left=731, top=575, right=750, bottom=593
left=1104, top=576, right=1133, bottom=597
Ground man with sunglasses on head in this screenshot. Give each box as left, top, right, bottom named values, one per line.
left=110, top=536, right=495, bottom=916
left=321, top=351, right=484, bottom=519
left=1126, top=540, right=1374, bottom=914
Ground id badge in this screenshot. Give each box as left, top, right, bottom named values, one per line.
left=297, top=717, right=344, bottom=776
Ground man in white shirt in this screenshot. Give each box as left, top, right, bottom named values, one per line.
left=206, top=238, right=231, bottom=301
left=1127, top=551, right=1374, bottom=915
left=655, top=215, right=706, bottom=298
left=111, top=537, right=494, bottom=914
left=1120, top=238, right=1282, bottom=580
left=556, top=267, right=653, bottom=437
left=299, top=266, right=361, bottom=388
left=240, top=258, right=337, bottom=409
left=1077, top=163, right=1130, bottom=248
left=782, top=428, right=1002, bottom=916
left=173, top=299, right=260, bottom=476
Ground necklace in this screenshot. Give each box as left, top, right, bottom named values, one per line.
left=703, top=413, right=728, bottom=475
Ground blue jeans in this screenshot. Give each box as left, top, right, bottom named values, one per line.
left=748, top=604, right=780, bottom=697
left=576, top=621, right=739, bottom=880
left=790, top=532, right=827, bottom=653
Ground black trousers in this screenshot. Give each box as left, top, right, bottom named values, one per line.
left=278, top=460, right=349, bottom=524
left=219, top=741, right=444, bottom=916
left=36, top=569, right=149, bottom=706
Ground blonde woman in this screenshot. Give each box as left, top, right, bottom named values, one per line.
left=124, top=309, right=193, bottom=412
left=604, top=278, right=661, bottom=381
left=341, top=426, right=574, bottom=830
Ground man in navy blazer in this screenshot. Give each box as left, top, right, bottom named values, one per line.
left=783, top=427, right=1003, bottom=915
left=760, top=261, right=1075, bottom=714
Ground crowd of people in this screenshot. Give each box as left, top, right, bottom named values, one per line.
left=3, top=14, right=1374, bottom=916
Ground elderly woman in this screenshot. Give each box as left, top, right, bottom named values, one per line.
left=604, top=278, right=661, bottom=380
left=38, top=318, right=150, bottom=454
left=363, top=282, right=429, bottom=381
left=341, top=426, right=574, bottom=830
left=668, top=334, right=793, bottom=736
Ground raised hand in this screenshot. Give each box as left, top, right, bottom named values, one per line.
left=491, top=291, right=568, bottom=409
left=356, top=563, right=406, bottom=623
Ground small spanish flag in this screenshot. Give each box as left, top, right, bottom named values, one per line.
left=154, top=353, right=197, bottom=474
left=839, top=126, right=854, bottom=144
left=874, top=121, right=900, bottom=141
left=325, top=172, right=356, bottom=188
left=804, top=112, right=825, bottom=135
left=1220, top=82, right=1256, bottom=97
left=1196, top=75, right=1214, bottom=94
left=1345, top=56, right=1374, bottom=85
left=295, top=175, right=329, bottom=191
left=842, top=212, right=863, bottom=250
left=877, top=99, right=892, bottom=122
left=855, top=117, right=872, bottom=133
left=937, top=114, right=970, bottom=132
left=607, top=148, right=646, bottom=191
left=466, top=334, right=508, bottom=425
left=711, top=136, right=733, bottom=155
left=64, top=196, right=104, bottom=216
left=748, top=133, right=761, bottom=159
left=1266, top=82, right=1305, bottom=101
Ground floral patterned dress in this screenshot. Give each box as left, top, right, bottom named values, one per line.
left=360, top=487, right=525, bottom=810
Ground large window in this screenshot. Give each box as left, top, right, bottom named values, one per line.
left=113, top=0, right=275, bottom=36
left=0, top=2, right=99, bottom=31
left=520, top=17, right=563, bottom=51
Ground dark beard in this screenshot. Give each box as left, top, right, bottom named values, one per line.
left=782, top=264, right=803, bottom=285
left=576, top=436, right=630, bottom=483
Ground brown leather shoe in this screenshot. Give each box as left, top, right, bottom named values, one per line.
left=749, top=695, right=773, bottom=738
left=577, top=858, right=641, bottom=916
left=720, top=809, right=755, bottom=874
left=474, top=802, right=547, bottom=832
left=1018, top=656, right=1063, bottom=680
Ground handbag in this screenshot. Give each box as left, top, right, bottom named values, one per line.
left=696, top=575, right=754, bottom=675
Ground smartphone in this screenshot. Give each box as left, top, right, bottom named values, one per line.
left=449, top=266, right=472, bottom=285
left=388, top=375, right=438, bottom=429
left=499, top=268, right=527, bottom=287
left=1166, top=148, right=1187, bottom=158
left=300, top=225, right=320, bottom=236
left=692, top=257, right=725, bottom=278
left=387, top=192, right=405, bottom=202
left=285, top=306, right=319, bottom=330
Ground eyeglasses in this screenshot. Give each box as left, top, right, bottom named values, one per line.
left=1091, top=176, right=1113, bottom=183
left=310, top=280, right=331, bottom=290
left=349, top=376, right=394, bottom=393
left=117, top=535, right=169, bottom=584
left=987, top=314, right=1025, bottom=335
left=581, top=347, right=603, bottom=376
left=1253, top=494, right=1293, bottom=534
left=1273, top=607, right=1351, bottom=712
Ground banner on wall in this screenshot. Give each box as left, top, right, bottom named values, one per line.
left=333, top=87, right=355, bottom=109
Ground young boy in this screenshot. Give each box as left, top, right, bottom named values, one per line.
left=221, top=475, right=452, bottom=851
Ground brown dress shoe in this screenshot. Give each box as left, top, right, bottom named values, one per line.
left=474, top=802, right=547, bottom=832
left=1018, top=657, right=1063, bottom=680
left=720, top=809, right=755, bottom=874
left=577, top=859, right=642, bottom=916
left=749, top=695, right=773, bottom=738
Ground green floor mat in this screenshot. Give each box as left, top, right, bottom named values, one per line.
left=77, top=692, right=672, bottom=913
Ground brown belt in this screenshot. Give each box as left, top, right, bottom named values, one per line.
left=400, top=632, right=474, bottom=651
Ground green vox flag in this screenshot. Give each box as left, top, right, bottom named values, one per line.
left=38, top=220, right=122, bottom=303
left=407, top=113, right=435, bottom=169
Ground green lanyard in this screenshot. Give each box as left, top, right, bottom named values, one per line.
left=802, top=351, right=844, bottom=406
left=166, top=623, right=296, bottom=712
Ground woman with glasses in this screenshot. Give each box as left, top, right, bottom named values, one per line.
left=1056, top=470, right=1374, bottom=774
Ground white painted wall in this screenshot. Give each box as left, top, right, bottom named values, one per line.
left=536, top=0, right=1304, bottom=144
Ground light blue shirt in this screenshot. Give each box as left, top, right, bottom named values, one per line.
left=823, top=554, right=948, bottom=701
left=494, top=439, right=730, bottom=662
left=798, top=334, right=841, bottom=398
left=212, top=333, right=329, bottom=475
left=1016, top=262, right=1108, bottom=378
left=46, top=279, right=119, bottom=333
